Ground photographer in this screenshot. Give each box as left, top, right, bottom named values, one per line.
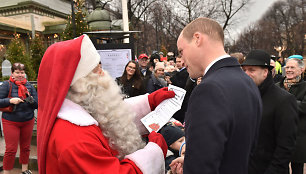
left=0, top=62, right=38, bottom=174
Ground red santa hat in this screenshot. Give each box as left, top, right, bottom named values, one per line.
left=37, top=34, right=100, bottom=174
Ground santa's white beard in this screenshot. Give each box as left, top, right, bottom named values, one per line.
left=67, top=71, right=146, bottom=159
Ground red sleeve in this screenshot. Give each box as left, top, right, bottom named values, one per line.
left=57, top=140, right=142, bottom=174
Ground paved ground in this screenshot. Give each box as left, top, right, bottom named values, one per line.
left=0, top=168, right=38, bottom=174
left=0, top=136, right=38, bottom=174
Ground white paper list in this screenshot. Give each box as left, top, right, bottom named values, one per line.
left=141, top=85, right=186, bottom=132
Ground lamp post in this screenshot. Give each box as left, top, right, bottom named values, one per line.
left=71, top=0, right=76, bottom=38
left=122, top=0, right=129, bottom=43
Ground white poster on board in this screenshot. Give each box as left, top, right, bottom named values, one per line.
left=97, top=49, right=132, bottom=79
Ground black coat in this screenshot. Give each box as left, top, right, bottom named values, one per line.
left=170, top=68, right=189, bottom=89
left=277, top=79, right=306, bottom=162
left=146, top=74, right=167, bottom=94
left=140, top=67, right=152, bottom=90
left=184, top=57, right=262, bottom=174
left=0, top=81, right=38, bottom=122
left=249, top=73, right=298, bottom=174
left=170, top=68, right=191, bottom=123
left=115, top=77, right=146, bottom=98
left=172, top=77, right=197, bottom=123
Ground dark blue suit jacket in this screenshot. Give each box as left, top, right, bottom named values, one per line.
left=184, top=57, right=262, bottom=174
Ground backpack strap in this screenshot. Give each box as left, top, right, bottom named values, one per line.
left=7, top=81, right=12, bottom=98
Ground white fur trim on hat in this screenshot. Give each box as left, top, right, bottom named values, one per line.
left=71, top=34, right=100, bottom=86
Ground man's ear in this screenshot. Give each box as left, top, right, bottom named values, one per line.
left=264, top=68, right=269, bottom=78
left=298, top=68, right=303, bottom=75
left=193, top=32, right=202, bottom=47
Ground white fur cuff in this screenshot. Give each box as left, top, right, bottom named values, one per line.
left=125, top=142, right=165, bottom=174
left=124, top=94, right=151, bottom=135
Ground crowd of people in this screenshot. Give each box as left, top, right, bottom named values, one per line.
left=0, top=17, right=305, bottom=174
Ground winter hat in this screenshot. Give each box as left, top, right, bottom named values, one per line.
left=242, top=49, right=274, bottom=70
left=37, top=34, right=100, bottom=174
left=155, top=62, right=165, bottom=71
left=150, top=53, right=160, bottom=61
left=167, top=52, right=174, bottom=57
left=159, top=125, right=184, bottom=147
left=138, top=53, right=148, bottom=60
left=288, top=55, right=303, bottom=60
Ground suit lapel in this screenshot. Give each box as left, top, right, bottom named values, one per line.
left=203, top=57, right=240, bottom=79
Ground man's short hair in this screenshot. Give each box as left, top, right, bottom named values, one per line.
left=230, top=52, right=244, bottom=64
left=182, top=17, right=224, bottom=44
left=286, top=58, right=305, bottom=69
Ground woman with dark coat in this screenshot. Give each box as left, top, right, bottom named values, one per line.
left=116, top=60, right=146, bottom=98
left=276, top=58, right=306, bottom=174
left=146, top=62, right=167, bottom=93
left=0, top=62, right=38, bottom=174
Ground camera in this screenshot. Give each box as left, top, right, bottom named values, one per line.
left=24, top=94, right=35, bottom=104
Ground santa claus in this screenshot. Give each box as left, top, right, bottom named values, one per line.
left=37, top=34, right=175, bottom=174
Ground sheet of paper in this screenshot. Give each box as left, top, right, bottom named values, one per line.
left=97, top=49, right=131, bottom=79
left=141, top=84, right=186, bottom=132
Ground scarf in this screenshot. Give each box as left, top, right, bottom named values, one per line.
left=283, top=75, right=301, bottom=91
left=9, top=76, right=29, bottom=100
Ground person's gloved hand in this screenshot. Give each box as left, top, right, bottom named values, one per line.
left=148, top=131, right=168, bottom=158
left=148, top=87, right=175, bottom=110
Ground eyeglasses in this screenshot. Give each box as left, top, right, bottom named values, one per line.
left=139, top=59, right=148, bottom=62
left=13, top=63, right=25, bottom=68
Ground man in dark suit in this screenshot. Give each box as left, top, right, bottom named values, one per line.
left=242, top=50, right=298, bottom=174
left=170, top=17, right=262, bottom=174
left=170, top=56, right=190, bottom=123
left=170, top=56, right=189, bottom=89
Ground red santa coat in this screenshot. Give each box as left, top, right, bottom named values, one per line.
left=46, top=119, right=142, bottom=173
left=45, top=96, right=165, bottom=174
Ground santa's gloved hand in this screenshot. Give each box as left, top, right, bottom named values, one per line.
left=148, top=87, right=175, bottom=110
left=148, top=131, right=168, bottom=158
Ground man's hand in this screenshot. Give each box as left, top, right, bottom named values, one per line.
left=148, top=87, right=175, bottom=110
left=169, top=156, right=184, bottom=174
left=10, top=98, right=24, bottom=105
left=148, top=131, right=168, bottom=158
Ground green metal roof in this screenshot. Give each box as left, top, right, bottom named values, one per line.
left=0, top=1, right=68, bottom=18
left=0, top=22, right=30, bottom=33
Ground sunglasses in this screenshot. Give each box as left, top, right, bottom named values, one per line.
left=13, top=63, right=25, bottom=68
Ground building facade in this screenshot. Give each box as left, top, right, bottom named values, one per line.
left=0, top=0, right=70, bottom=52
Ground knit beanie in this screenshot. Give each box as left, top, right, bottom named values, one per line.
left=155, top=62, right=165, bottom=71
left=159, top=125, right=184, bottom=147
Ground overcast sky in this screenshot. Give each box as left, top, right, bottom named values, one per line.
left=230, top=0, right=280, bottom=40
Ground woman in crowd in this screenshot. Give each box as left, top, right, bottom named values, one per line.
left=276, top=57, right=306, bottom=174
left=146, top=62, right=167, bottom=93
left=116, top=60, right=146, bottom=98
left=0, top=62, right=38, bottom=174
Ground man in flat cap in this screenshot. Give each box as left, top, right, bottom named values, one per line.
left=242, top=49, right=298, bottom=174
